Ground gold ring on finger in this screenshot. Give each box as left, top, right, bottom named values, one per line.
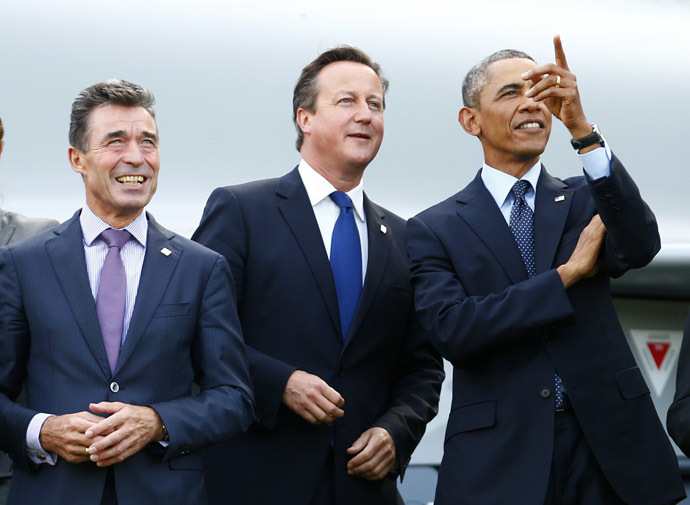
left=85, top=447, right=90, bottom=456
left=555, top=75, right=561, bottom=88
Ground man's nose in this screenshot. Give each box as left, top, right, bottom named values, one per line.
left=122, top=141, right=145, bottom=165
left=353, top=101, right=373, bottom=122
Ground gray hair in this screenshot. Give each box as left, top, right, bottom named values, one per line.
left=462, top=49, right=535, bottom=108
left=69, top=79, right=156, bottom=152
left=293, top=45, right=389, bottom=152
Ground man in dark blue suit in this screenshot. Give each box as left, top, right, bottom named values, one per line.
left=194, top=46, right=444, bottom=505
left=0, top=80, right=255, bottom=505
left=406, top=37, right=684, bottom=505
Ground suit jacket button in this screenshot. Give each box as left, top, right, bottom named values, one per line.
left=540, top=387, right=551, bottom=398
left=110, top=382, right=120, bottom=393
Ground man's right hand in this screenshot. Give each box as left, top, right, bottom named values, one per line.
left=557, top=214, right=607, bottom=289
left=39, top=412, right=104, bottom=463
left=282, top=370, right=345, bottom=425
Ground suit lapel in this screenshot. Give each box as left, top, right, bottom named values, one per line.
left=0, top=227, right=15, bottom=246
left=115, top=214, right=180, bottom=373
left=534, top=167, right=574, bottom=274
left=344, top=195, right=390, bottom=349
left=46, top=211, right=112, bottom=379
left=456, top=171, right=528, bottom=284
left=276, top=168, right=341, bottom=338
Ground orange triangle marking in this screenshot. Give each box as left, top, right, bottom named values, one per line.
left=647, top=342, right=671, bottom=370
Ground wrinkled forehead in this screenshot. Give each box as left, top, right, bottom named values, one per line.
left=88, top=105, right=157, bottom=133
left=485, top=58, right=537, bottom=87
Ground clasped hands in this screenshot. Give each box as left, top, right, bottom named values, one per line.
left=283, top=370, right=396, bottom=480
left=39, top=401, right=165, bottom=467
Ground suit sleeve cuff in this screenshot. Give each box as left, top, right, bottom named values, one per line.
left=26, top=413, right=57, bottom=466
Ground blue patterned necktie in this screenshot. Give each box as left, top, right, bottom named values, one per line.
left=329, top=191, right=362, bottom=341
left=96, top=228, right=131, bottom=373
left=509, top=181, right=563, bottom=410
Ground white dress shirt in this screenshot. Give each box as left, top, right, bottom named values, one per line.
left=298, top=159, right=368, bottom=284
left=25, top=206, right=148, bottom=465
left=481, top=142, right=612, bottom=223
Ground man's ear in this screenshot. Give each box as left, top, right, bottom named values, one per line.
left=459, top=107, right=481, bottom=137
left=68, top=146, right=86, bottom=176
left=296, top=108, right=312, bottom=137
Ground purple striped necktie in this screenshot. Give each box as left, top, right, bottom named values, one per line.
left=96, top=228, right=131, bottom=373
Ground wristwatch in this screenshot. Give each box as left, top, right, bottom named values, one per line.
left=570, top=123, right=603, bottom=150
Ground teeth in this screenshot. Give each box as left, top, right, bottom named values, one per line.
left=519, top=122, right=541, bottom=129
left=116, top=175, right=144, bottom=184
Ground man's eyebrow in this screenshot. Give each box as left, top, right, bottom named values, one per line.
left=103, top=130, right=126, bottom=141
left=141, top=131, right=158, bottom=142
left=494, top=83, right=522, bottom=98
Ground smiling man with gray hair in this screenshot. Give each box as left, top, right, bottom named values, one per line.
left=0, top=79, right=255, bottom=505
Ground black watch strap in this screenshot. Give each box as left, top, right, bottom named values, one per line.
left=570, top=123, right=603, bottom=150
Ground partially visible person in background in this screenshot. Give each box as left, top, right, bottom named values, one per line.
left=0, top=115, right=59, bottom=505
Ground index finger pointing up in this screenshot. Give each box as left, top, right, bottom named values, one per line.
left=554, top=34, right=570, bottom=71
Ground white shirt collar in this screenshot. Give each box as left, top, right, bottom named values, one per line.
left=481, top=160, right=542, bottom=209
left=80, top=204, right=148, bottom=247
left=298, top=159, right=365, bottom=222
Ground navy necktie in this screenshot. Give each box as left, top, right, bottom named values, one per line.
left=329, top=191, right=362, bottom=340
left=96, top=228, right=131, bottom=373
left=509, top=181, right=563, bottom=410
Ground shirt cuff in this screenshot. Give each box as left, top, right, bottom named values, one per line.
left=578, top=137, right=612, bottom=180
left=26, top=413, right=57, bottom=466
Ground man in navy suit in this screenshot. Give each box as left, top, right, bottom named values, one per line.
left=0, top=80, right=255, bottom=505
left=406, top=37, right=684, bottom=505
left=194, top=46, right=444, bottom=505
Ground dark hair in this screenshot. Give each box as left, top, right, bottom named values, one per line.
left=462, top=49, right=535, bottom=108
left=69, top=79, right=156, bottom=152
left=292, top=45, right=389, bottom=151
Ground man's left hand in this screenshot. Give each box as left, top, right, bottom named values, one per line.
left=346, top=427, right=396, bottom=480
left=84, top=402, right=165, bottom=467
left=522, top=34, right=593, bottom=141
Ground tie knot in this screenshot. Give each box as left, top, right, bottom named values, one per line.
left=100, top=228, right=131, bottom=250
left=511, top=180, right=531, bottom=200
left=330, top=191, right=353, bottom=211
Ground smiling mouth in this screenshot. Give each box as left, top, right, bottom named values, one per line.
left=348, top=133, right=371, bottom=140
left=116, top=175, right=145, bottom=185
left=517, top=121, right=543, bottom=130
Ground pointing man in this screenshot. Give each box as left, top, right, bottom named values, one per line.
left=406, top=37, right=684, bottom=505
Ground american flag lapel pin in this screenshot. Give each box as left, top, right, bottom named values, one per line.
left=161, top=247, right=172, bottom=256
left=380, top=224, right=387, bottom=234
left=554, top=195, right=566, bottom=202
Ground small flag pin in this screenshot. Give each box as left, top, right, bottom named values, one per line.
left=161, top=247, right=172, bottom=256
left=554, top=195, right=566, bottom=202
left=380, top=224, right=387, bottom=234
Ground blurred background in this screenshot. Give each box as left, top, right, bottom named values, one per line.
left=1, top=0, right=688, bottom=241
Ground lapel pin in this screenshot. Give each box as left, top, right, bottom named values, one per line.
left=161, top=247, right=172, bottom=256
left=554, top=195, right=566, bottom=202
left=380, top=224, right=387, bottom=234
